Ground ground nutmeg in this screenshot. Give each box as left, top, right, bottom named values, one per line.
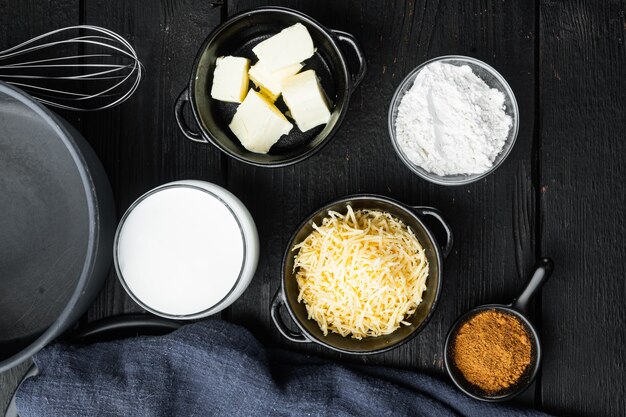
left=452, top=309, right=532, bottom=393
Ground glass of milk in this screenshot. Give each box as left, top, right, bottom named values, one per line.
left=113, top=180, right=259, bottom=319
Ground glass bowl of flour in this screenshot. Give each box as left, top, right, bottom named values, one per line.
left=388, top=56, right=519, bottom=185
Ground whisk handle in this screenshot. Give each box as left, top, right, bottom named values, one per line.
left=175, top=88, right=206, bottom=143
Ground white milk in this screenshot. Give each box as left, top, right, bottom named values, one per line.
left=115, top=182, right=256, bottom=317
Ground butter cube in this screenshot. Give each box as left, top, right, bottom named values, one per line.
left=210, top=56, right=250, bottom=103
left=229, top=89, right=293, bottom=154
left=249, top=62, right=303, bottom=101
left=252, top=23, right=314, bottom=72
left=282, top=70, right=331, bottom=132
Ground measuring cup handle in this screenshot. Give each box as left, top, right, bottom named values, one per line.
left=330, top=29, right=367, bottom=91
left=411, top=206, right=454, bottom=259
left=270, top=290, right=310, bottom=344
left=174, top=88, right=206, bottom=143
left=512, top=258, right=554, bottom=313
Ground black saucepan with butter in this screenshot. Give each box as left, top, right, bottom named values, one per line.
left=175, top=6, right=366, bottom=167
left=271, top=194, right=453, bottom=355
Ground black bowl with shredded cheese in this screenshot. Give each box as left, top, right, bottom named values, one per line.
left=270, top=194, right=452, bottom=355
left=293, top=205, right=430, bottom=340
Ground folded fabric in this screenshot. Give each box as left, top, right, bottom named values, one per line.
left=16, top=319, right=551, bottom=417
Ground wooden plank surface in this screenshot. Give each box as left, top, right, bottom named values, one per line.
left=1, top=0, right=625, bottom=415
left=223, top=4, right=538, bottom=408
left=0, top=0, right=225, bottom=411
left=539, top=1, right=626, bottom=416
left=0, top=1, right=79, bottom=411
left=79, top=0, right=225, bottom=321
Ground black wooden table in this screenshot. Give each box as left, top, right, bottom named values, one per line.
left=1, top=1, right=625, bottom=416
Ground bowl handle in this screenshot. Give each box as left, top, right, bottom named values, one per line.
left=411, top=206, right=454, bottom=260
left=511, top=258, right=554, bottom=314
left=330, top=30, right=367, bottom=91
left=270, top=290, right=311, bottom=343
left=174, top=88, right=207, bottom=143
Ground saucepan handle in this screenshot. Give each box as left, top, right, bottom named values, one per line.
left=174, top=87, right=206, bottom=143
left=5, top=365, right=39, bottom=417
left=511, top=258, right=554, bottom=314
left=411, top=206, right=454, bottom=260
left=330, top=29, right=367, bottom=91
left=270, top=290, right=311, bottom=343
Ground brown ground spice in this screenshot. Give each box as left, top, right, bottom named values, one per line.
left=452, top=309, right=532, bottom=393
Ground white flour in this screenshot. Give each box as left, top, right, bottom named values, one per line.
left=395, top=62, right=512, bottom=176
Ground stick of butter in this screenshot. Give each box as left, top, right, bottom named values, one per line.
left=282, top=70, right=331, bottom=132
left=229, top=89, right=293, bottom=154
left=252, top=23, right=314, bottom=72
left=249, top=62, right=303, bottom=101
left=210, top=56, right=250, bottom=103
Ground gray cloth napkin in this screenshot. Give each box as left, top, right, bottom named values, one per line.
left=16, top=319, right=551, bottom=417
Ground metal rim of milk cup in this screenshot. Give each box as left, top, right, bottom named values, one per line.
left=443, top=258, right=554, bottom=401
left=113, top=180, right=259, bottom=320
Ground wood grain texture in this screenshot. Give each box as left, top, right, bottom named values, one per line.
left=539, top=0, right=626, bottom=416
left=223, top=3, right=538, bottom=405
left=79, top=0, right=225, bottom=321
left=0, top=0, right=82, bottom=127
left=2, top=1, right=624, bottom=415
left=0, top=1, right=79, bottom=411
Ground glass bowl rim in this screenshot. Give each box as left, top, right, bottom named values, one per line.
left=387, top=55, right=520, bottom=186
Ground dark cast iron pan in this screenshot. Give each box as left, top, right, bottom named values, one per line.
left=271, top=194, right=453, bottom=355
left=175, top=7, right=366, bottom=167
left=0, top=82, right=115, bottom=373
left=4, top=315, right=182, bottom=417
left=444, top=258, right=554, bottom=401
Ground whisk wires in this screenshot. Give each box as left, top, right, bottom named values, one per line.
left=0, top=25, right=143, bottom=111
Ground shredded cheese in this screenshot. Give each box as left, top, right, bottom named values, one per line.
left=293, top=206, right=429, bottom=339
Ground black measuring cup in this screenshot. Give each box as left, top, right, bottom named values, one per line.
left=444, top=258, right=554, bottom=401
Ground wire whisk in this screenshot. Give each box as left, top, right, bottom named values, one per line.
left=0, top=25, right=143, bottom=111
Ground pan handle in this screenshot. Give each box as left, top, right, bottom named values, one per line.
left=5, top=365, right=39, bottom=417
left=411, top=206, right=454, bottom=260
left=174, top=88, right=207, bottom=143
left=511, top=258, right=554, bottom=314
left=270, top=290, right=310, bottom=343
left=331, top=30, right=367, bottom=91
